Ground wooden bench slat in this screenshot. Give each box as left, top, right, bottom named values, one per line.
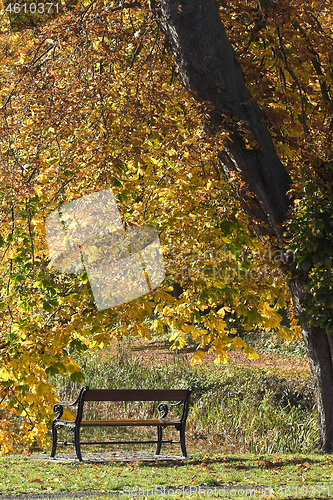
left=84, top=389, right=188, bottom=402
left=80, top=418, right=181, bottom=427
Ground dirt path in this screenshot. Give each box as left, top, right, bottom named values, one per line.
left=108, top=338, right=310, bottom=375
left=0, top=493, right=119, bottom=499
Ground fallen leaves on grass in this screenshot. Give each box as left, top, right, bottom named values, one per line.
left=29, top=477, right=43, bottom=483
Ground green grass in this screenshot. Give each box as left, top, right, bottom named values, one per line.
left=239, top=330, right=307, bottom=357
left=1, top=453, right=333, bottom=499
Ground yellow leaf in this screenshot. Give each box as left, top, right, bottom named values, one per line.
left=244, top=346, right=259, bottom=360
left=231, top=336, right=246, bottom=351
left=136, top=324, right=151, bottom=340
left=214, top=352, right=231, bottom=364
left=190, top=350, right=206, bottom=366
left=0, top=368, right=10, bottom=381
left=171, top=336, right=187, bottom=350
left=278, top=327, right=293, bottom=340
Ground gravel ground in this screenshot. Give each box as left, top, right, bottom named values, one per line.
left=0, top=485, right=304, bottom=500
left=0, top=493, right=119, bottom=499
left=19, top=450, right=187, bottom=463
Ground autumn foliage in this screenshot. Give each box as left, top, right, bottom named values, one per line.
left=0, top=0, right=331, bottom=452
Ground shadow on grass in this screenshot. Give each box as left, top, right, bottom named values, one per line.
left=34, top=452, right=324, bottom=469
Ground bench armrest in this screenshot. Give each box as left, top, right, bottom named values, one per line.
left=53, top=393, right=81, bottom=420
left=158, top=387, right=193, bottom=419
left=158, top=401, right=182, bottom=418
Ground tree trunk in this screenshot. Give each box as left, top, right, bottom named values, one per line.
left=288, top=279, right=333, bottom=451
left=151, top=0, right=292, bottom=241
left=152, top=0, right=333, bottom=449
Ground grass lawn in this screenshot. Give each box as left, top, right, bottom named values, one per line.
left=1, top=451, right=333, bottom=499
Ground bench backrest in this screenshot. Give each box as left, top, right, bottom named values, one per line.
left=84, top=389, right=189, bottom=402
left=74, top=386, right=193, bottom=425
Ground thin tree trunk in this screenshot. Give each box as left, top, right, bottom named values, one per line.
left=152, top=0, right=333, bottom=449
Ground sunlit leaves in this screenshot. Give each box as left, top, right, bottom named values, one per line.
left=0, top=0, right=329, bottom=453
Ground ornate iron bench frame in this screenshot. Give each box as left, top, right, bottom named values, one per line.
left=51, top=386, right=193, bottom=461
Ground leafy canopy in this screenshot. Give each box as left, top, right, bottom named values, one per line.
left=0, top=0, right=331, bottom=452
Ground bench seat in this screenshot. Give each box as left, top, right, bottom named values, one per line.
left=80, top=418, right=182, bottom=426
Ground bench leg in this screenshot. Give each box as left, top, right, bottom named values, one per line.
left=74, top=426, right=83, bottom=462
left=180, top=426, right=187, bottom=458
left=156, top=426, right=162, bottom=455
left=51, top=423, right=57, bottom=458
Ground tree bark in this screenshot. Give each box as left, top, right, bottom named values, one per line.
left=288, top=279, right=333, bottom=451
left=151, top=0, right=292, bottom=242
left=152, top=0, right=333, bottom=450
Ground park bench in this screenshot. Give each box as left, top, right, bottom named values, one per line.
left=51, top=386, right=193, bottom=461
